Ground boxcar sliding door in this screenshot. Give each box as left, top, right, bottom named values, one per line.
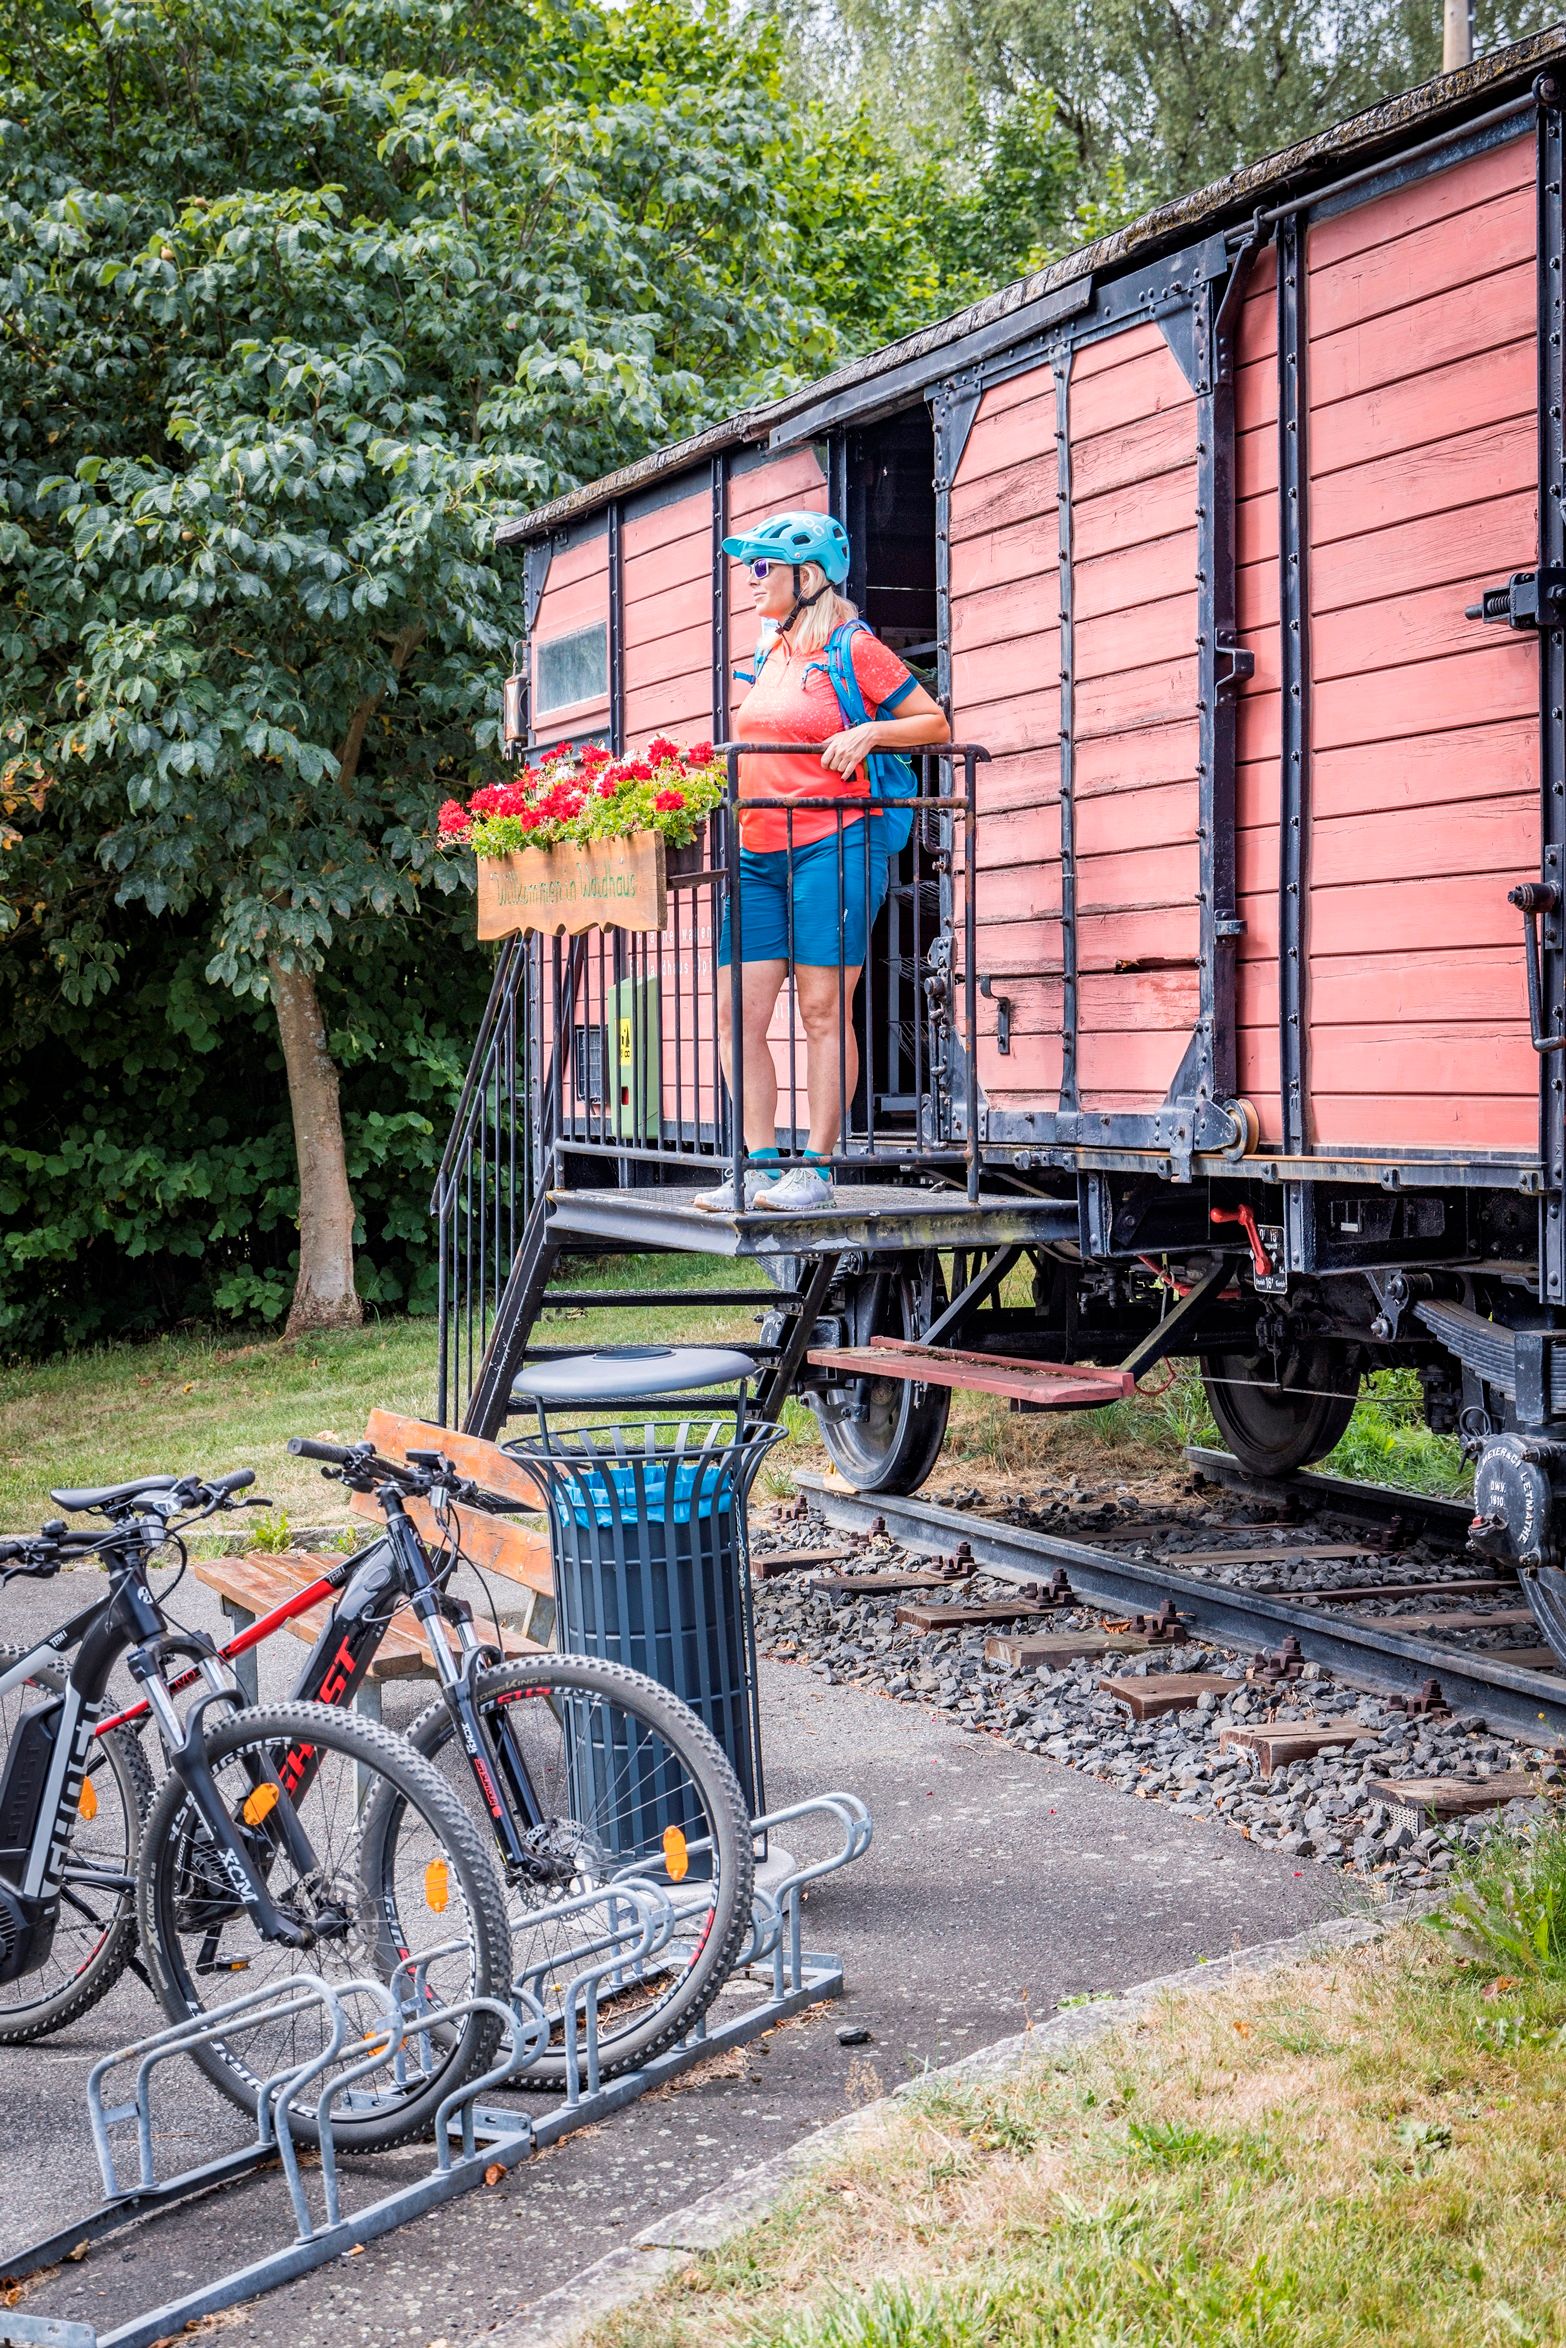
left=944, top=247, right=1248, bottom=1167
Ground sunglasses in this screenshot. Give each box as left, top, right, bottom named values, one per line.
left=747, top=559, right=774, bottom=580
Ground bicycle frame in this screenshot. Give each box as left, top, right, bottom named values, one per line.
left=1, top=1549, right=347, bottom=1987
left=100, top=1489, right=555, bottom=1879
left=288, top=1497, right=552, bottom=1873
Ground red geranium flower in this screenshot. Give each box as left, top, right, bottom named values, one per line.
left=682, top=740, right=713, bottom=766
left=654, top=787, right=686, bottom=813
left=625, top=760, right=653, bottom=782
left=646, top=735, right=680, bottom=762
left=438, top=798, right=472, bottom=834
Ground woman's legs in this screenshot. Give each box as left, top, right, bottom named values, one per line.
left=795, top=962, right=862, bottom=1158
left=716, top=958, right=788, bottom=1151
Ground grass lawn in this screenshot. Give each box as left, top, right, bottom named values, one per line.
left=587, top=1831, right=1566, bottom=2347
left=0, top=1256, right=778, bottom=1531
left=0, top=1256, right=1471, bottom=1532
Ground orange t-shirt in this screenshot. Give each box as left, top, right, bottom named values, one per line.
left=734, top=628, right=916, bottom=852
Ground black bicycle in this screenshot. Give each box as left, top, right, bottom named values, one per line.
left=281, top=1437, right=756, bottom=2082
left=0, top=1471, right=512, bottom=2150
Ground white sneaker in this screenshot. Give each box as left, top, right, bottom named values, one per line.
left=757, top=1164, right=834, bottom=1212
left=692, top=1166, right=780, bottom=1213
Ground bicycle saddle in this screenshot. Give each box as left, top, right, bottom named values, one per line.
left=49, top=1473, right=182, bottom=1512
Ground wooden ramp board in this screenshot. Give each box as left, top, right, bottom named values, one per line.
left=1168, top=1542, right=1397, bottom=1568
left=896, top=1598, right=1056, bottom=1632
left=1260, top=1576, right=1518, bottom=1603
left=1101, top=1672, right=1241, bottom=1720
left=1345, top=1607, right=1535, bottom=1635
left=1367, top=1770, right=1538, bottom=1820
left=750, top=1547, right=853, bottom=1581
left=807, top=1336, right=1135, bottom=1407
left=988, top=1628, right=1158, bottom=1669
left=1220, top=1717, right=1378, bottom=1775
left=812, top=1570, right=977, bottom=1598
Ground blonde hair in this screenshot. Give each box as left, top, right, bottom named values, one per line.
left=786, top=562, right=858, bottom=655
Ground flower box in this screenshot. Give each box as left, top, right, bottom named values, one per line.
left=475, top=830, right=668, bottom=940
left=440, top=734, right=723, bottom=940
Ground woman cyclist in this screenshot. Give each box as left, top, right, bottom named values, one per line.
left=695, top=509, right=950, bottom=1214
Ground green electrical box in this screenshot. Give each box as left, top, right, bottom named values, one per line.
left=607, top=974, right=661, bottom=1140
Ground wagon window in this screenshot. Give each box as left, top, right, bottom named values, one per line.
left=535, top=622, right=608, bottom=714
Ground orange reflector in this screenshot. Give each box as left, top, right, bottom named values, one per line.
left=425, top=1859, right=450, bottom=1913
left=77, top=1779, right=98, bottom=1823
left=241, top=1783, right=280, bottom=1827
left=662, top=1827, right=689, bottom=1883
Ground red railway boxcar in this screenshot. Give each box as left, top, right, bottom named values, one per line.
left=437, top=29, right=1566, bottom=1660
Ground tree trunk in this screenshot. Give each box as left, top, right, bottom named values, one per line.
left=269, top=957, right=362, bottom=1338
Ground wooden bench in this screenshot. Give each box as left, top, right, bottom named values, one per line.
left=194, top=1409, right=554, bottom=1715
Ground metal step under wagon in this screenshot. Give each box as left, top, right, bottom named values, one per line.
left=805, top=1334, right=1136, bottom=1407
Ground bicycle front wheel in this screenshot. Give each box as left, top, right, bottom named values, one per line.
left=136, top=1700, right=512, bottom=2152
left=406, top=1655, right=755, bottom=2086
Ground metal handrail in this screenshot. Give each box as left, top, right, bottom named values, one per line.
left=717, top=741, right=988, bottom=1204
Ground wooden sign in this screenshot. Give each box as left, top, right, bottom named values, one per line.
left=476, top=832, right=668, bottom=939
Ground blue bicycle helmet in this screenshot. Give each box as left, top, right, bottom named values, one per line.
left=721, top=509, right=851, bottom=585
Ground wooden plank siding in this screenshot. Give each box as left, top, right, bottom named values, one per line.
left=1302, top=135, right=1541, bottom=1154
left=947, top=361, right=1064, bottom=1109
left=622, top=485, right=713, bottom=750
left=725, top=448, right=828, bottom=729
left=1069, top=325, right=1203, bottom=1111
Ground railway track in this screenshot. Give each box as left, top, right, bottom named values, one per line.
left=794, top=1454, right=1566, bottom=1749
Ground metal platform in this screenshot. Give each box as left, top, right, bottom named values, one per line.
left=807, top=1335, right=1135, bottom=1407
left=546, top=1183, right=1078, bottom=1259
left=0, top=1794, right=871, bottom=2348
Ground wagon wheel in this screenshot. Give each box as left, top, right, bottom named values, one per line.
left=819, top=1253, right=951, bottom=1496
left=1198, top=1342, right=1358, bottom=1477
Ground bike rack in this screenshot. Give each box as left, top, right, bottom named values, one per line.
left=0, top=1791, right=871, bottom=2348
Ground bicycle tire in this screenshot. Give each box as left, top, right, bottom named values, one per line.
left=136, top=1699, right=512, bottom=2152
left=404, top=1654, right=755, bottom=2086
left=0, top=1645, right=153, bottom=2044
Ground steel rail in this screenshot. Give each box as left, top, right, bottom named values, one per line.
left=1182, top=1447, right=1475, bottom=1548
left=797, top=1473, right=1566, bottom=1746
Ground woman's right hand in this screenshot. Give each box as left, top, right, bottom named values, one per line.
left=819, top=724, right=880, bottom=776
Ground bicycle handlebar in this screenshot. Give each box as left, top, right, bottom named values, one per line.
left=208, top=1467, right=256, bottom=1497
left=287, top=1436, right=516, bottom=1516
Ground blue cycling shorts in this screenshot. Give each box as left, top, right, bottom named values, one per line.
left=717, top=820, right=892, bottom=970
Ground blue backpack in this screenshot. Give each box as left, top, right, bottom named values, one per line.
left=739, top=619, right=920, bottom=855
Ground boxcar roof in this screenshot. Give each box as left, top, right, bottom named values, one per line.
left=496, top=22, right=1566, bottom=550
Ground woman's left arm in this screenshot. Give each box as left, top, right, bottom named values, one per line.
left=818, top=679, right=951, bottom=776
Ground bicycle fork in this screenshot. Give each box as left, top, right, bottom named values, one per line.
left=375, top=1501, right=551, bottom=1875
left=129, top=1648, right=314, bottom=1952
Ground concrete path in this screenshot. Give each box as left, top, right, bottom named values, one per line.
left=0, top=1569, right=1343, bottom=2347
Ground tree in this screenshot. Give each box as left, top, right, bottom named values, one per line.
left=1, top=0, right=886, bottom=1340
left=0, top=893, right=489, bottom=1355
left=768, top=0, right=1560, bottom=267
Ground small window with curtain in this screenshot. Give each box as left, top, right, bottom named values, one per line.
left=535, top=623, right=608, bottom=715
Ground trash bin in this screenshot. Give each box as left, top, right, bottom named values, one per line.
left=506, top=1347, right=782, bottom=1842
